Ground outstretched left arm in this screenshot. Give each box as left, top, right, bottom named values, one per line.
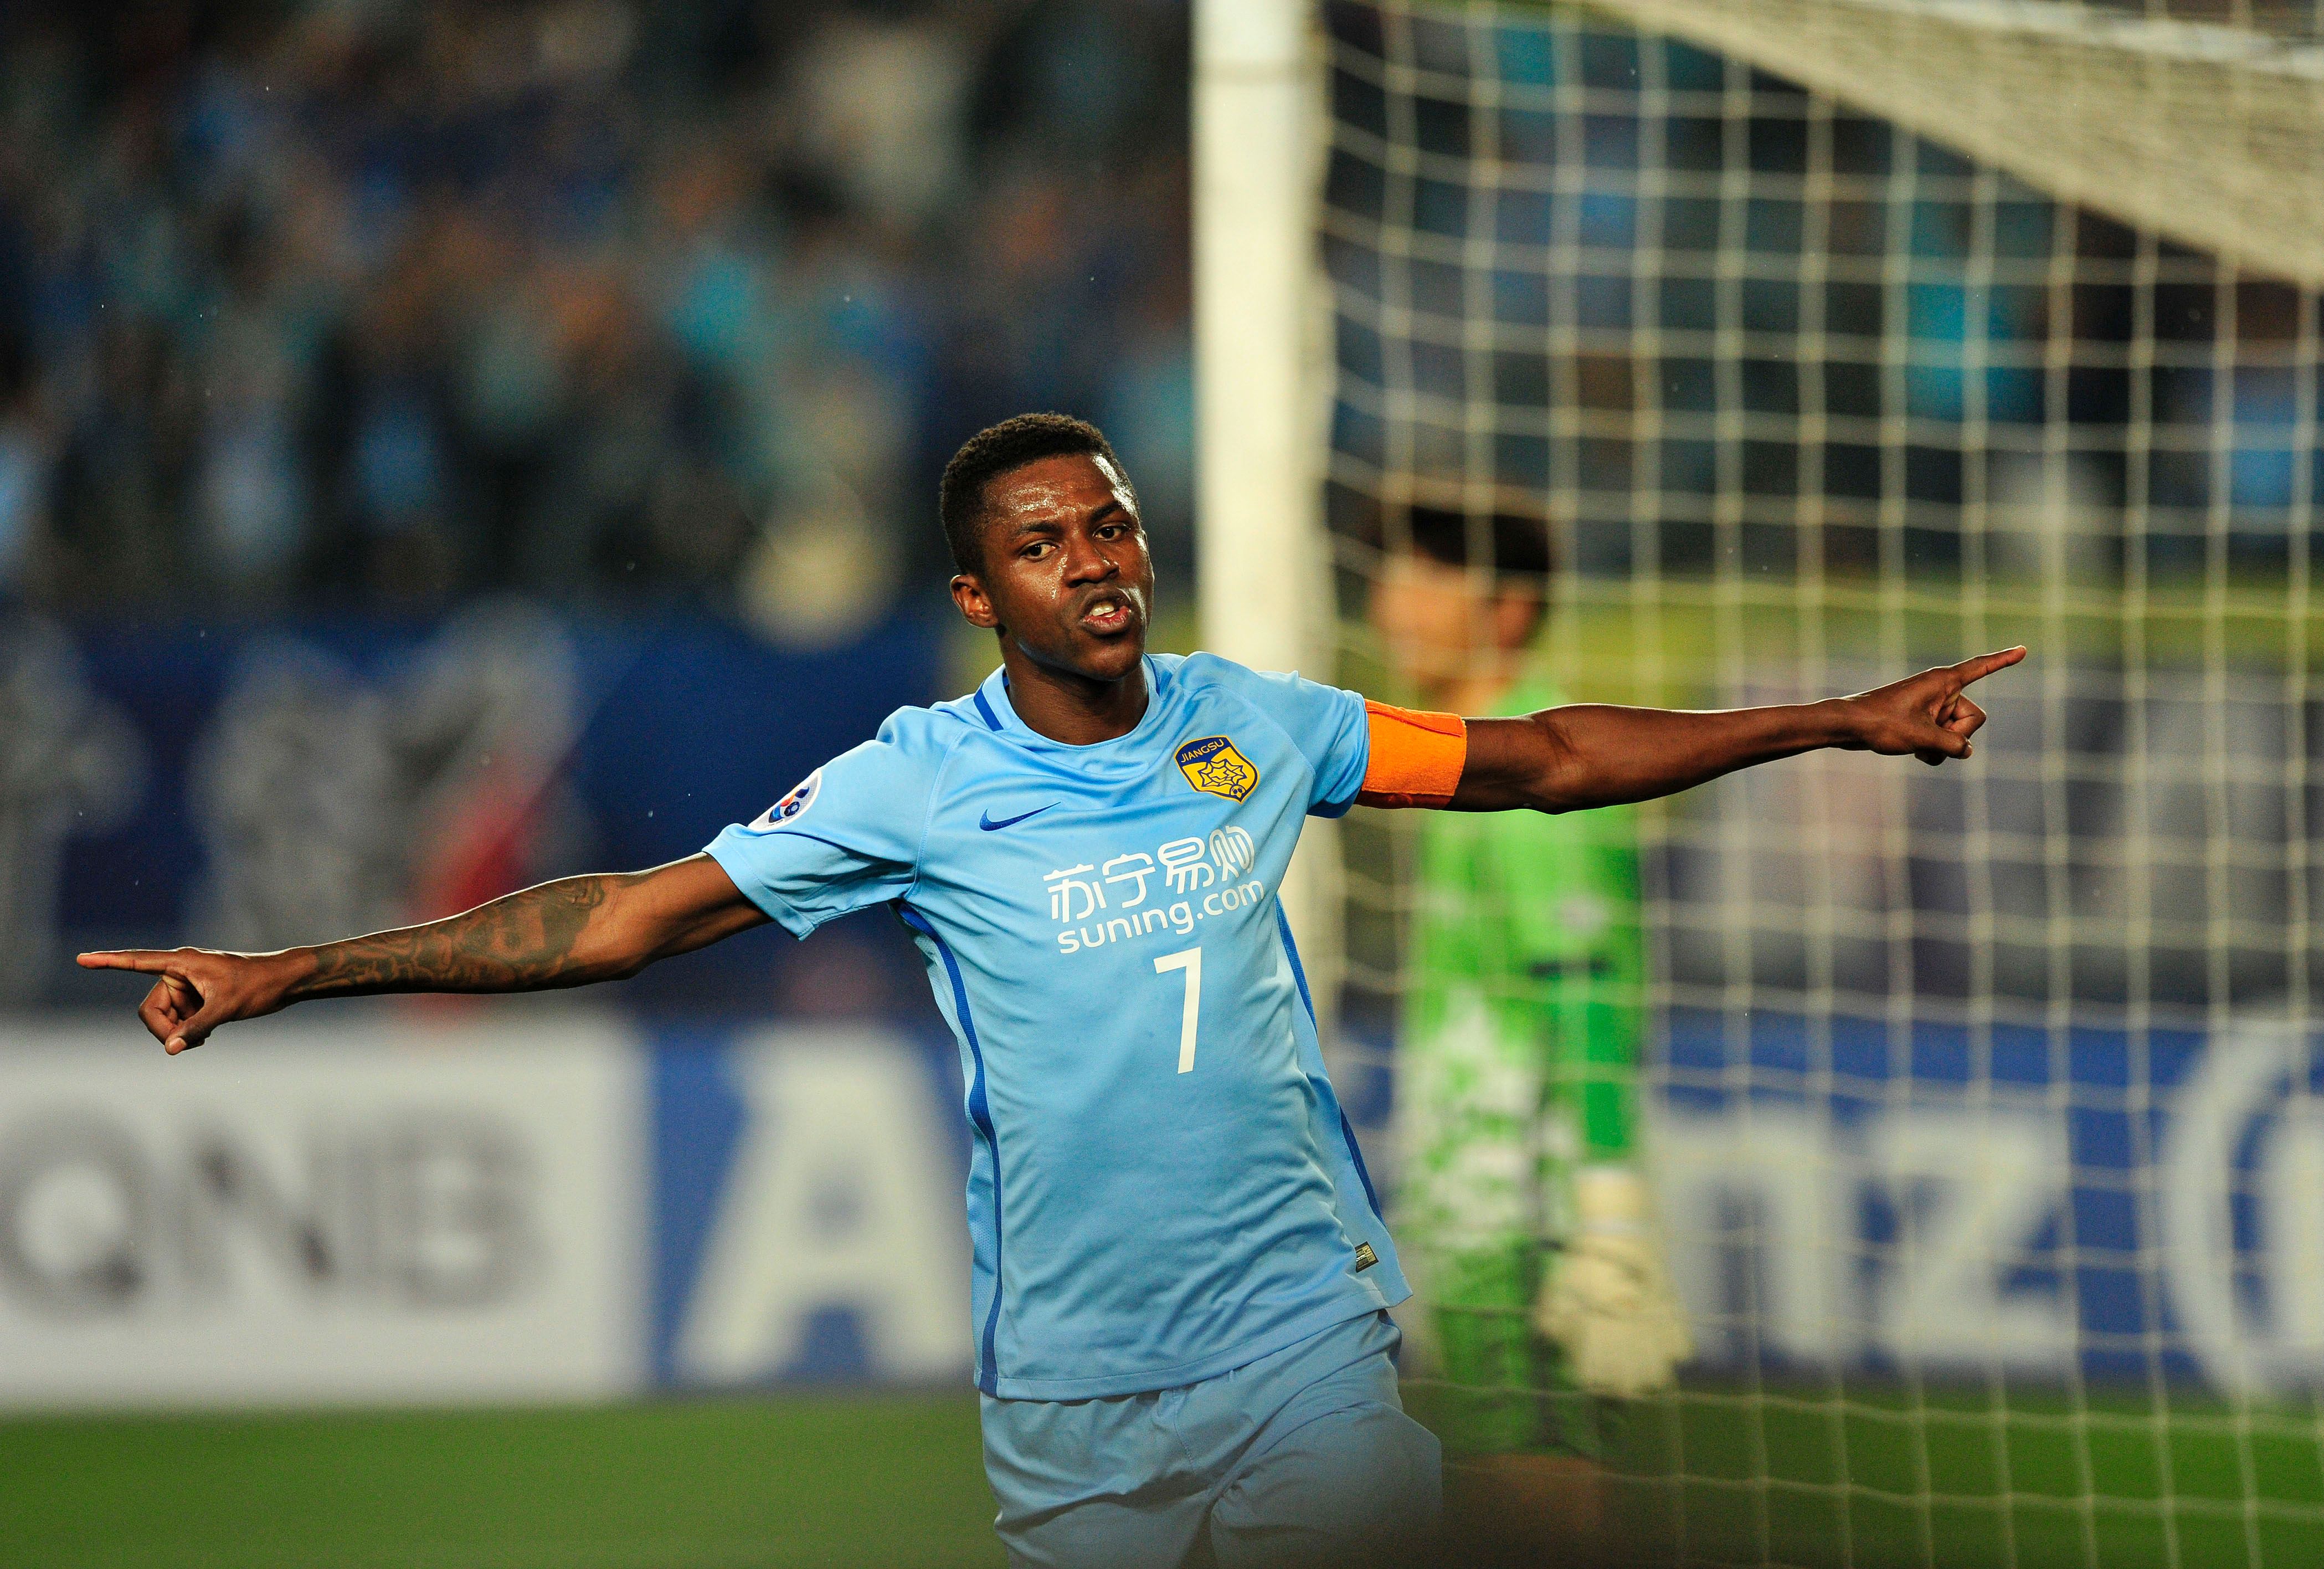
left=1447, top=647, right=2024, bottom=814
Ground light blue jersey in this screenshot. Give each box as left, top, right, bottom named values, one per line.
left=707, top=653, right=1408, bottom=1400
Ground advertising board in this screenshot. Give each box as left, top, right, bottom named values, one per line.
left=649, top=1026, right=971, bottom=1387
left=1658, top=1010, right=2324, bottom=1393
left=0, top=1017, right=642, bottom=1407
left=9, top=1007, right=2320, bottom=1407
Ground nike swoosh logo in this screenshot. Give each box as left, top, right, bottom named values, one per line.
left=979, top=803, right=1058, bottom=832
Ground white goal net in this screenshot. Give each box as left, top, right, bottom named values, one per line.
left=1313, top=2, right=2324, bottom=1562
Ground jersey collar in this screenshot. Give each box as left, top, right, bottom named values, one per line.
left=975, top=655, right=1173, bottom=751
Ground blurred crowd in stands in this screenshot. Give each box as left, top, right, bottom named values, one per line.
left=0, top=0, right=1194, bottom=634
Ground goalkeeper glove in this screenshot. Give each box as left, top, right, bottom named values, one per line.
left=1534, top=1164, right=1693, bottom=1398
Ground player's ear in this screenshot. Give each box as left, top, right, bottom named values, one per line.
left=952, top=572, right=1000, bottom=629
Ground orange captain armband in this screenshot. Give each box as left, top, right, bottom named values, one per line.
left=1356, top=701, right=1468, bottom=809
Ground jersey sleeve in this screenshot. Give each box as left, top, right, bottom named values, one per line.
left=703, top=714, right=950, bottom=937
left=1247, top=666, right=1375, bottom=816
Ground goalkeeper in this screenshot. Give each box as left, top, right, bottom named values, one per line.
left=1371, top=501, right=1688, bottom=1465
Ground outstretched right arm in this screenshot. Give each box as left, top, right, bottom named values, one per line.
left=78, top=854, right=765, bottom=1054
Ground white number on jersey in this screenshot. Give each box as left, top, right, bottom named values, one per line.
left=1154, top=947, right=1202, bottom=1073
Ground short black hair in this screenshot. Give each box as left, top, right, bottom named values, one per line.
left=939, top=413, right=1133, bottom=576
left=1395, top=503, right=1555, bottom=584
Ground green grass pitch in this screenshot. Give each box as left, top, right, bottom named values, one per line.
left=0, top=1394, right=1002, bottom=1569
left=1587, top=1382, right=2324, bottom=1568
left=7, top=1382, right=2323, bottom=1567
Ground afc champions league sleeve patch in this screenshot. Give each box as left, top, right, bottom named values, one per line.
left=1175, top=736, right=1259, bottom=801
left=745, top=768, right=822, bottom=832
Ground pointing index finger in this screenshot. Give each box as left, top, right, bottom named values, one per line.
left=1952, top=646, right=2027, bottom=686
left=77, top=950, right=176, bottom=973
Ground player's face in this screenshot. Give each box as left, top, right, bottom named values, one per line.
left=953, top=453, right=1154, bottom=685
left=1369, top=552, right=1536, bottom=688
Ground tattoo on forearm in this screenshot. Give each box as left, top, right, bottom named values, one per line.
left=289, top=876, right=629, bottom=1000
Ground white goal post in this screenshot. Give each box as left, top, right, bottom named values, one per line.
left=1192, top=0, right=1344, bottom=994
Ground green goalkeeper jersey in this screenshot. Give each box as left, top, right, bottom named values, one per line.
left=1395, top=674, right=1647, bottom=1454
left=1402, top=676, right=1645, bottom=1175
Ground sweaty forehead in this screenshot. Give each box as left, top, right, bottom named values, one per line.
left=986, top=453, right=1135, bottom=524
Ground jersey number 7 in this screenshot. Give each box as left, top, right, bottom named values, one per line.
left=1154, top=947, right=1201, bottom=1073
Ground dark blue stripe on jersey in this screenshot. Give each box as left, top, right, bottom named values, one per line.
left=1274, top=903, right=1385, bottom=1221
left=748, top=830, right=866, bottom=858
left=972, top=690, right=1004, bottom=731
left=1274, top=902, right=1317, bottom=1022
left=1336, top=1110, right=1385, bottom=1221
left=898, top=902, right=1007, bottom=1394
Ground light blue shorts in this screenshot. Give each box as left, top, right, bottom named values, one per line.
left=979, top=1310, right=1442, bottom=1569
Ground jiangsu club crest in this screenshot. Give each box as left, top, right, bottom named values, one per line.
left=1175, top=736, right=1259, bottom=802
